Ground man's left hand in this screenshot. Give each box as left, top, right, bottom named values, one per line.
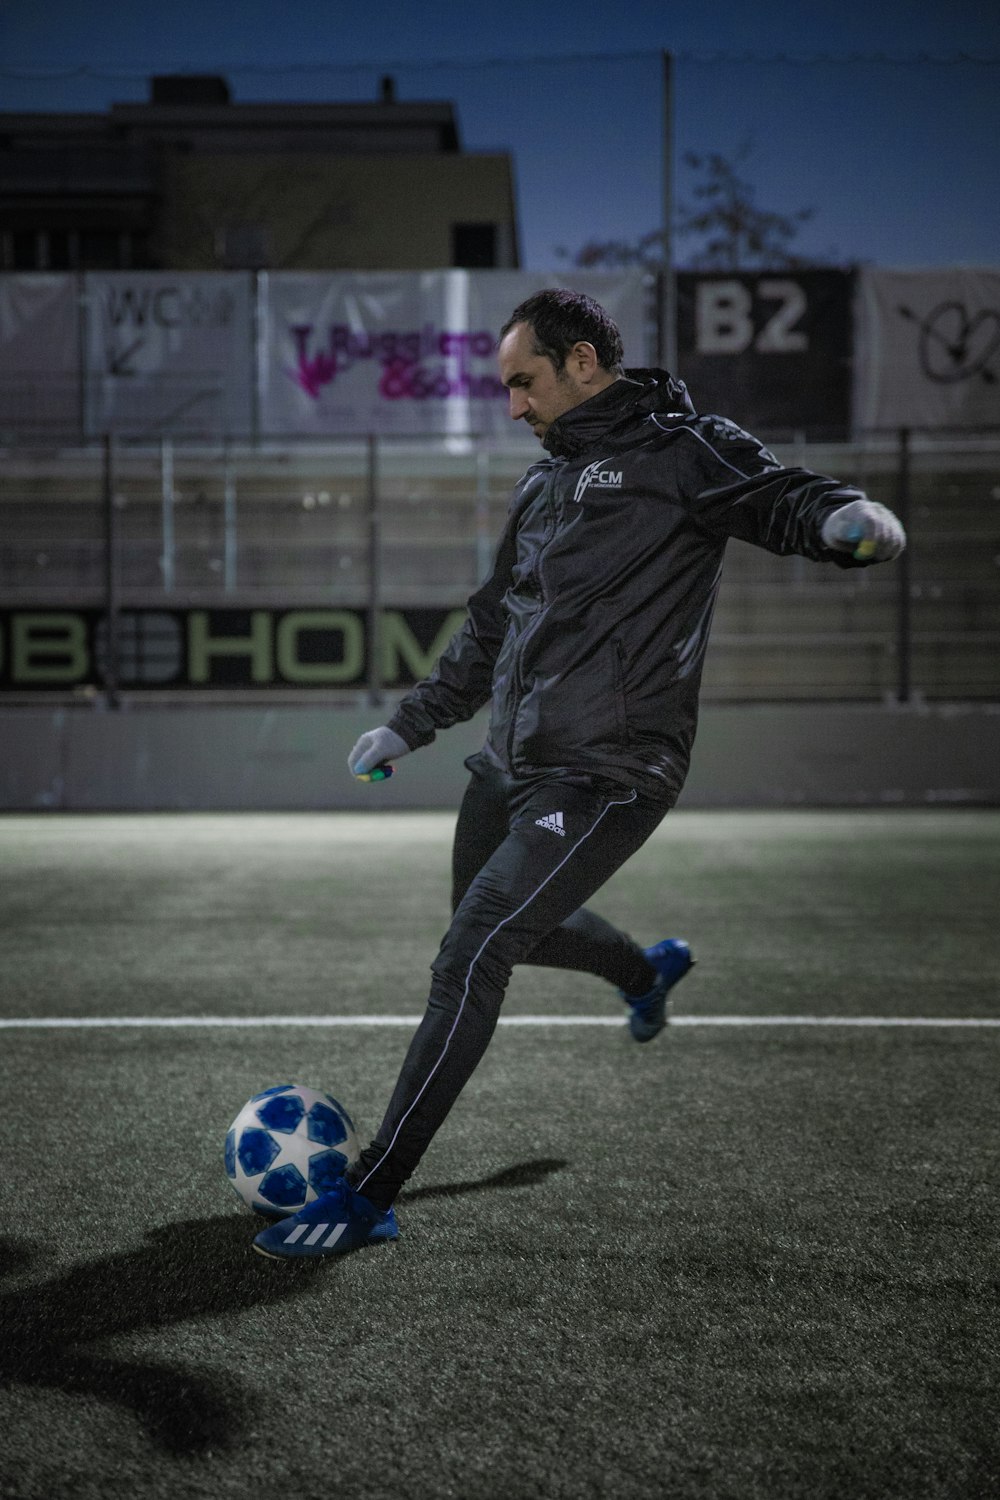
left=821, top=500, right=906, bottom=562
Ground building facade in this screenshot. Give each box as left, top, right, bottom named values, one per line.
left=0, top=75, right=520, bottom=273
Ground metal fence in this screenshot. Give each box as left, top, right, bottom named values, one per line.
left=1, top=430, right=997, bottom=704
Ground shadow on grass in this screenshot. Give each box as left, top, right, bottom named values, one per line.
left=0, top=1214, right=319, bottom=1456
left=402, top=1156, right=569, bottom=1202
left=0, top=1163, right=568, bottom=1456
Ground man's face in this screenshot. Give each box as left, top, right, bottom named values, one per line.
left=497, top=322, right=596, bottom=442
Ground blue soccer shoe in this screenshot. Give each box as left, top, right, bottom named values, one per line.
left=620, top=938, right=694, bottom=1043
left=253, top=1177, right=399, bottom=1261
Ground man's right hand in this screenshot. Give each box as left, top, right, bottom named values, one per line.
left=348, top=726, right=411, bottom=777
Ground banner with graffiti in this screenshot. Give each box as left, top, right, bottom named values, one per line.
left=258, top=269, right=650, bottom=439
left=0, top=274, right=81, bottom=438
left=854, top=268, right=1000, bottom=433
left=83, top=271, right=255, bottom=439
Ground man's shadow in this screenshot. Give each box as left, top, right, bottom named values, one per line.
left=0, top=1157, right=567, bottom=1457
left=0, top=1214, right=317, bottom=1456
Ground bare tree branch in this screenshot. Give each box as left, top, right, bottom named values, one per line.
left=558, top=147, right=827, bottom=272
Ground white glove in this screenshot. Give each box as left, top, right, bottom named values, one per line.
left=821, top=500, right=906, bottom=562
left=348, top=725, right=411, bottom=777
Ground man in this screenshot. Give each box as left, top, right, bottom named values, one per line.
left=254, top=288, right=905, bottom=1262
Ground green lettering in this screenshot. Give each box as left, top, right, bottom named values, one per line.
left=275, top=611, right=364, bottom=684
left=12, top=613, right=88, bottom=683
left=379, top=609, right=467, bottom=685
left=188, top=611, right=273, bottom=683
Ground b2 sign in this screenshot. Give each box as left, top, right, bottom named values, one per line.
left=677, top=271, right=853, bottom=440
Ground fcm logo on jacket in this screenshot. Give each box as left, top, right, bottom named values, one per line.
left=573, top=457, right=624, bottom=504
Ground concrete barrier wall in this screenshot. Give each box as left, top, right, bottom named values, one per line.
left=2, top=702, right=998, bottom=811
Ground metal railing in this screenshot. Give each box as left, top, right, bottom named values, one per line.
left=1, top=430, right=997, bottom=705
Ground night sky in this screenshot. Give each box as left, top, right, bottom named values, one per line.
left=0, top=0, right=997, bottom=271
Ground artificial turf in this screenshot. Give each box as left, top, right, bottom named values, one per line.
left=1, top=811, right=998, bottom=1499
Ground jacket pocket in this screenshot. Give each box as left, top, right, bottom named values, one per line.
left=611, top=637, right=631, bottom=750
left=515, top=638, right=630, bottom=764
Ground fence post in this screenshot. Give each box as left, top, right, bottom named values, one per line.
left=475, top=448, right=492, bottom=584
left=160, top=436, right=175, bottom=593
left=223, top=440, right=237, bottom=594
left=895, top=426, right=913, bottom=704
left=103, top=432, right=121, bottom=708
left=367, top=433, right=383, bottom=706
left=77, top=272, right=88, bottom=445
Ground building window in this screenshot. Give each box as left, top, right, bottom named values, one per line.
left=452, top=222, right=497, bottom=269
left=2, top=229, right=135, bottom=270
left=44, top=231, right=72, bottom=269
left=10, top=230, right=40, bottom=269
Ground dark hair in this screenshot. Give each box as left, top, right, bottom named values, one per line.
left=499, top=288, right=625, bottom=376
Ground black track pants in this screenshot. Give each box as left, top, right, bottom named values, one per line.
left=349, top=763, right=669, bottom=1209
left=452, top=758, right=662, bottom=988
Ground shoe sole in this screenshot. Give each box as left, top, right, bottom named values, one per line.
left=252, top=1237, right=397, bottom=1262
left=252, top=1242, right=287, bottom=1261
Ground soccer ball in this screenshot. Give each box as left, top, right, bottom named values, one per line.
left=225, top=1083, right=360, bottom=1217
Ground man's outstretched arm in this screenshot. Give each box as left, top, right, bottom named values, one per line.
left=685, top=417, right=906, bottom=567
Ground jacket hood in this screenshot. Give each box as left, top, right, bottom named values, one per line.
left=542, top=368, right=695, bottom=459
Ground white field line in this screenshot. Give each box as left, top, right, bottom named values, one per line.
left=0, top=1015, right=998, bottom=1030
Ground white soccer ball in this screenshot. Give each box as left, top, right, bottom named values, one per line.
left=225, top=1083, right=361, bottom=1217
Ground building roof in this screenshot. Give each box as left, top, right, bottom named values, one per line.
left=0, top=75, right=462, bottom=154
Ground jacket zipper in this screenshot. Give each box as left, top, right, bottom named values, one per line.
left=506, top=471, right=560, bottom=765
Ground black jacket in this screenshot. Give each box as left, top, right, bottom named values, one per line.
left=388, top=369, right=871, bottom=806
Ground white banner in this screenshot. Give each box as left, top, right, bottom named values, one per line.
left=0, top=275, right=80, bottom=437
left=83, top=272, right=254, bottom=438
left=855, top=268, right=1000, bottom=433
left=258, top=270, right=651, bottom=440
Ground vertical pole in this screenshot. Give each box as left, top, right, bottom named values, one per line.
left=660, top=49, right=676, bottom=371
left=223, top=440, right=237, bottom=594
left=367, top=434, right=383, bottom=707
left=475, top=448, right=492, bottom=584
left=103, top=432, right=120, bottom=708
left=161, top=436, right=175, bottom=593
left=895, top=426, right=913, bottom=704
left=76, top=272, right=88, bottom=445
left=251, top=271, right=262, bottom=448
